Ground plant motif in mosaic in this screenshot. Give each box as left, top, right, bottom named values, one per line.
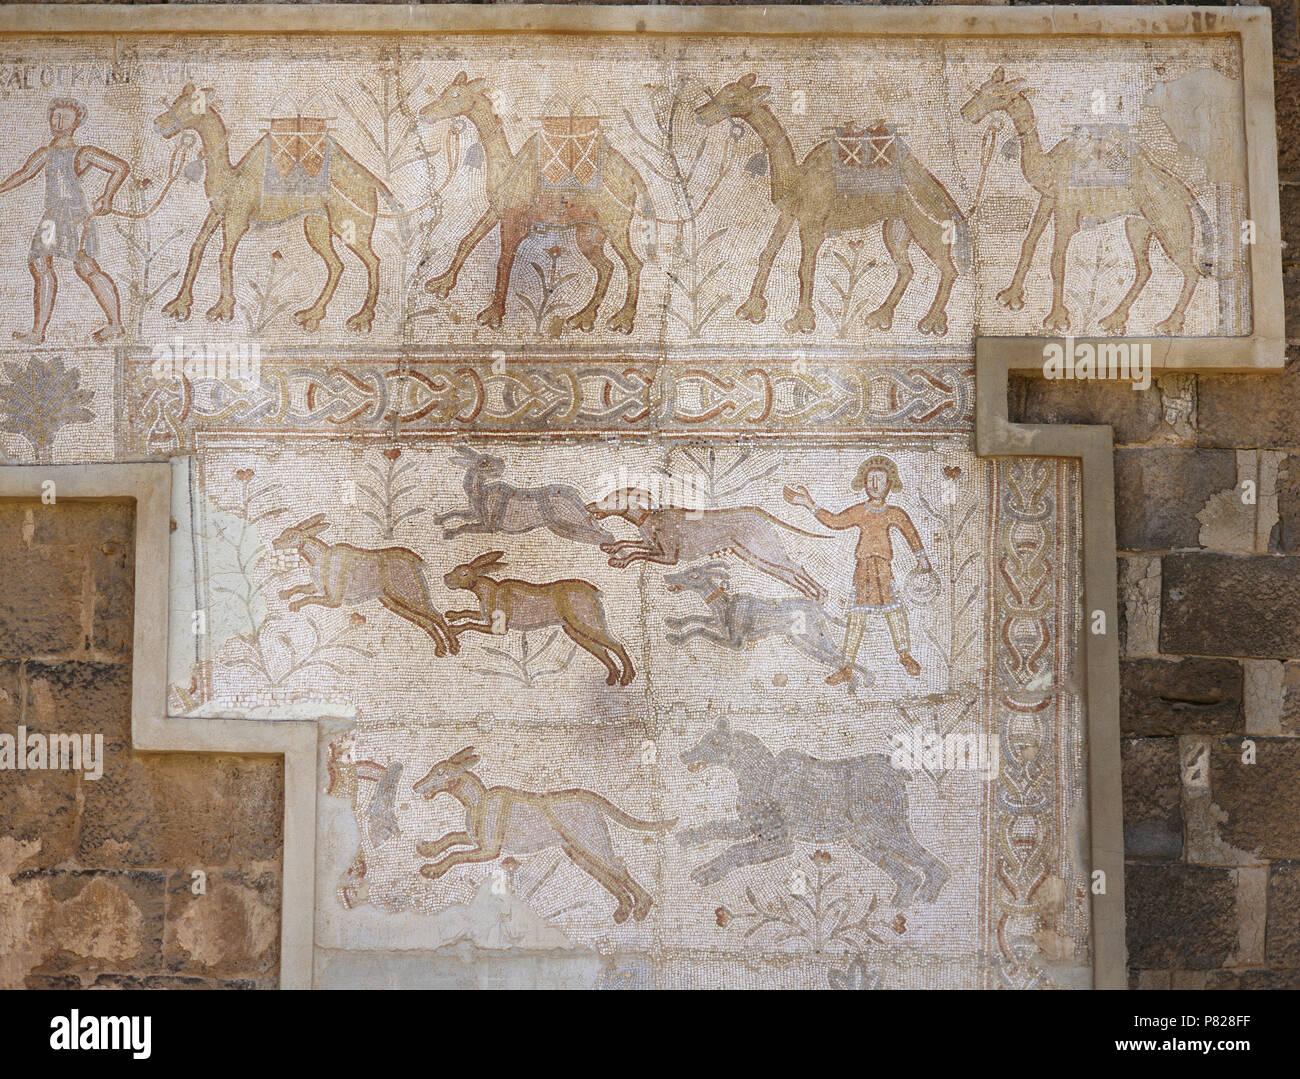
left=0, top=354, right=94, bottom=463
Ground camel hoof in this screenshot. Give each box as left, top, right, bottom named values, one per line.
left=206, top=301, right=235, bottom=322
left=783, top=310, right=815, bottom=334
left=419, top=863, right=442, bottom=879
left=612, top=904, right=632, bottom=924
left=863, top=307, right=894, bottom=331
left=606, top=309, right=635, bottom=334
left=1099, top=312, right=1129, bottom=335
left=162, top=298, right=192, bottom=322
left=424, top=275, right=454, bottom=299
left=918, top=312, right=948, bottom=336
left=565, top=310, right=598, bottom=334
left=346, top=312, right=375, bottom=333
left=606, top=671, right=620, bottom=686
left=476, top=306, right=504, bottom=329
left=736, top=297, right=767, bottom=324
left=1042, top=311, right=1072, bottom=335
left=996, top=286, right=1025, bottom=311
left=294, top=309, right=324, bottom=332
left=620, top=667, right=635, bottom=686
left=632, top=900, right=652, bottom=922
left=1155, top=315, right=1185, bottom=335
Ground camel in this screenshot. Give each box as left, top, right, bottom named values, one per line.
left=695, top=73, right=969, bottom=336
left=153, top=84, right=392, bottom=332
left=960, top=66, right=1214, bottom=335
left=418, top=72, right=651, bottom=334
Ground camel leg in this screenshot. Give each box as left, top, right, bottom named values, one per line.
left=783, top=224, right=823, bottom=334
left=738, top=213, right=794, bottom=324
left=425, top=207, right=499, bottom=298
left=1151, top=208, right=1200, bottom=335
left=1099, top=216, right=1153, bottom=334
left=863, top=219, right=913, bottom=331
left=164, top=208, right=219, bottom=322
left=341, top=216, right=381, bottom=333
left=207, top=211, right=249, bottom=323
left=295, top=214, right=344, bottom=332
left=561, top=623, right=626, bottom=686
left=908, top=210, right=960, bottom=336
left=479, top=212, right=527, bottom=330
left=1000, top=197, right=1053, bottom=312
left=603, top=216, right=642, bottom=334
left=1042, top=216, right=1076, bottom=334
left=566, top=223, right=613, bottom=334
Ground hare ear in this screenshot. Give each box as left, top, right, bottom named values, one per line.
left=470, top=550, right=505, bottom=569
left=297, top=512, right=326, bottom=530
left=453, top=71, right=468, bottom=85
left=738, top=73, right=757, bottom=88
left=182, top=82, right=195, bottom=95
left=449, top=746, right=480, bottom=768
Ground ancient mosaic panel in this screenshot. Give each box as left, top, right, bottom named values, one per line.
left=0, top=12, right=1257, bottom=988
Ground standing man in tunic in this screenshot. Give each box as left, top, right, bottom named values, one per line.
left=0, top=98, right=128, bottom=344
left=785, top=455, right=932, bottom=685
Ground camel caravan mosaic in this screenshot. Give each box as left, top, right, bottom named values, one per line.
left=0, top=14, right=1257, bottom=988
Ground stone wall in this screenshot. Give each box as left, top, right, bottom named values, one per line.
left=1010, top=0, right=1300, bottom=989
left=0, top=500, right=282, bottom=989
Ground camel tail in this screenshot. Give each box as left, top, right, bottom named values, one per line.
left=901, top=157, right=971, bottom=272
left=603, top=801, right=677, bottom=832
left=1147, top=156, right=1215, bottom=277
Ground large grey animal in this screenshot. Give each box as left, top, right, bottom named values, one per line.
left=587, top=487, right=828, bottom=600
left=436, top=446, right=613, bottom=545
left=663, top=563, right=870, bottom=686
left=678, top=719, right=948, bottom=907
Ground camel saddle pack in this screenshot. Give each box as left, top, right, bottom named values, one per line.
left=537, top=115, right=603, bottom=192
left=832, top=121, right=908, bottom=193
left=263, top=115, right=332, bottom=200
left=1067, top=122, right=1135, bottom=189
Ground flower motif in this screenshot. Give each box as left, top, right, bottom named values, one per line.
left=715, top=906, right=732, bottom=928
left=828, top=956, right=883, bottom=990
left=234, top=468, right=254, bottom=483
left=545, top=245, right=564, bottom=262
left=382, top=447, right=402, bottom=461
left=348, top=613, right=367, bottom=628
left=270, top=250, right=284, bottom=262
left=943, top=465, right=962, bottom=480
left=892, top=913, right=907, bottom=935
left=811, top=849, right=833, bottom=867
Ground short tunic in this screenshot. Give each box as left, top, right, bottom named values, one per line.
left=29, top=145, right=99, bottom=262
left=814, top=500, right=923, bottom=610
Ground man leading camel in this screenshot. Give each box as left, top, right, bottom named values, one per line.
left=0, top=98, right=128, bottom=344
left=785, top=455, right=932, bottom=685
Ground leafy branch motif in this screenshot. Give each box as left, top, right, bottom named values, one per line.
left=816, top=237, right=884, bottom=339
left=517, top=245, right=581, bottom=334
left=202, top=469, right=375, bottom=697
left=111, top=164, right=187, bottom=335
left=916, top=465, right=982, bottom=686
left=624, top=79, right=733, bottom=337
left=661, top=445, right=782, bottom=507
left=240, top=250, right=300, bottom=337
left=467, top=629, right=578, bottom=687
left=358, top=447, right=426, bottom=540
left=717, top=850, right=890, bottom=955
left=0, top=355, right=94, bottom=463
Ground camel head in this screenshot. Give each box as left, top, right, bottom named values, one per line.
left=412, top=746, right=480, bottom=799
left=960, top=67, right=1027, bottom=125
left=272, top=513, right=329, bottom=550
left=695, top=72, right=771, bottom=127
left=155, top=83, right=218, bottom=139
left=420, top=71, right=491, bottom=125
